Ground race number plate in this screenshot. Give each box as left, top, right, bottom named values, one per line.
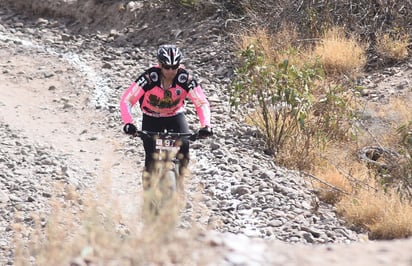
left=155, top=138, right=178, bottom=151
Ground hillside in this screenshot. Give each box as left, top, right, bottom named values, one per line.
left=1, top=0, right=412, bottom=265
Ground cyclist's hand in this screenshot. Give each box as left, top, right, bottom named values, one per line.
left=198, top=126, right=213, bottom=138
left=123, top=123, right=137, bottom=135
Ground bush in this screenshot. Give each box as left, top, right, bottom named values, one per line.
left=230, top=29, right=357, bottom=170
left=231, top=41, right=322, bottom=155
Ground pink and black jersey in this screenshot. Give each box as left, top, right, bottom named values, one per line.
left=120, top=65, right=211, bottom=127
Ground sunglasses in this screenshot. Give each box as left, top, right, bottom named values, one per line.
left=162, top=64, right=179, bottom=70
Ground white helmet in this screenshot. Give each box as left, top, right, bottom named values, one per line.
left=157, top=44, right=183, bottom=66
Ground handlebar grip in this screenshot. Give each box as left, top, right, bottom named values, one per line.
left=189, top=133, right=198, bottom=141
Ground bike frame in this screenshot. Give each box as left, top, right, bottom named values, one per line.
left=136, top=130, right=198, bottom=190
left=136, top=129, right=199, bottom=216
left=135, top=129, right=205, bottom=220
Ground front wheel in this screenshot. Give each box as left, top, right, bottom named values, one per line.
left=160, top=169, right=177, bottom=199
left=143, top=167, right=177, bottom=217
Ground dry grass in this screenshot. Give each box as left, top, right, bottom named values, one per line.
left=309, top=139, right=370, bottom=202
left=311, top=161, right=354, bottom=204
left=313, top=27, right=367, bottom=76
left=236, top=24, right=314, bottom=68
left=337, top=188, right=412, bottom=240
left=13, top=174, right=212, bottom=265
left=236, top=28, right=276, bottom=65
left=312, top=95, right=412, bottom=239
left=376, top=32, right=410, bottom=61
left=14, top=183, right=132, bottom=265
left=311, top=136, right=412, bottom=240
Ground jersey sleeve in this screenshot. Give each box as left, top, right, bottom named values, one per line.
left=119, top=78, right=146, bottom=124
left=186, top=79, right=211, bottom=127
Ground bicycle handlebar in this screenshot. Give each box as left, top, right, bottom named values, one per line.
left=136, top=130, right=199, bottom=141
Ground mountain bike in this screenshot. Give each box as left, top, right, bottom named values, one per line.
left=136, top=130, right=199, bottom=218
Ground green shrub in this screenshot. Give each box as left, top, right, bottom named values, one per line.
left=230, top=43, right=322, bottom=154
left=230, top=41, right=357, bottom=170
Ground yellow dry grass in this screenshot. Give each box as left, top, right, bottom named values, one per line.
left=13, top=174, right=211, bottom=265
left=313, top=166, right=352, bottom=204
left=236, top=24, right=314, bottom=68
left=313, top=27, right=366, bottom=76
left=376, top=32, right=409, bottom=60
left=236, top=27, right=275, bottom=65
left=337, top=188, right=412, bottom=239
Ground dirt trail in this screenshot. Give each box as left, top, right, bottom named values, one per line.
left=0, top=45, right=142, bottom=223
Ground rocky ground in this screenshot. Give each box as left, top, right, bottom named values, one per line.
left=1, top=1, right=412, bottom=266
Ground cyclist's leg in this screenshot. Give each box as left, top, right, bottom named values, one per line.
left=142, top=138, right=155, bottom=190
left=177, top=139, right=190, bottom=173
left=141, top=114, right=163, bottom=190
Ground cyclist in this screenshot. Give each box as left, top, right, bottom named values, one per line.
left=120, top=44, right=213, bottom=189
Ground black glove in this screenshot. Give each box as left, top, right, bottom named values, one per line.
left=123, top=123, right=137, bottom=135
left=198, top=126, right=213, bottom=138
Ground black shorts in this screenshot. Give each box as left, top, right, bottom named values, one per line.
left=141, top=113, right=190, bottom=170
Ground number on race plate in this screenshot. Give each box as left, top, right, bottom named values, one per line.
left=156, top=139, right=178, bottom=151
left=156, top=139, right=176, bottom=147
